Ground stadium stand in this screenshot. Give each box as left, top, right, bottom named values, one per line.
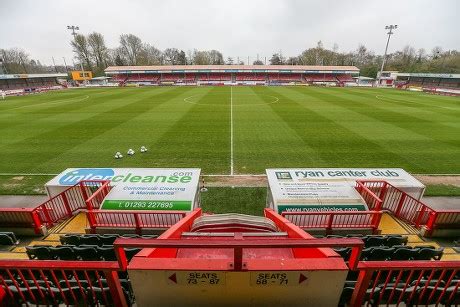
left=380, top=71, right=460, bottom=94
left=104, top=65, right=359, bottom=86
left=0, top=74, right=66, bottom=94
left=0, top=178, right=459, bottom=306
left=0, top=232, right=18, bottom=245
left=26, top=244, right=142, bottom=262
left=235, top=72, right=266, bottom=81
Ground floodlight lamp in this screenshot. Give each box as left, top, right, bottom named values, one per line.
left=394, top=25, right=398, bottom=28
left=67, top=26, right=71, bottom=29
left=76, top=26, right=79, bottom=30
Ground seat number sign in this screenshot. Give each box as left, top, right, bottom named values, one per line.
left=167, top=271, right=225, bottom=286
left=250, top=272, right=309, bottom=286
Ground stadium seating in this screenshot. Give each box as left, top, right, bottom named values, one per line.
left=197, top=73, right=231, bottom=81
left=336, top=74, right=354, bottom=82
left=235, top=73, right=266, bottom=81
left=305, top=74, right=337, bottom=82
left=0, top=78, right=60, bottom=91
left=267, top=73, right=302, bottom=82
left=108, top=72, right=361, bottom=86
left=60, top=233, right=157, bottom=246
left=334, top=245, right=444, bottom=261
left=26, top=244, right=143, bottom=262
left=339, top=278, right=460, bottom=307
left=323, top=234, right=408, bottom=248
left=2, top=277, right=134, bottom=306
left=0, top=232, right=18, bottom=245
left=325, top=234, right=443, bottom=261
left=26, top=234, right=157, bottom=261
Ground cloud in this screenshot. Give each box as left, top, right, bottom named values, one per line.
left=0, top=0, right=458, bottom=65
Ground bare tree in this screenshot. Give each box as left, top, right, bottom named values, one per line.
left=1, top=48, right=30, bottom=73
left=177, top=50, right=187, bottom=65
left=71, top=34, right=92, bottom=70
left=119, top=34, right=144, bottom=65
left=87, top=32, right=108, bottom=70
left=208, top=50, right=224, bottom=64
left=163, top=48, right=180, bottom=65
left=270, top=53, right=285, bottom=65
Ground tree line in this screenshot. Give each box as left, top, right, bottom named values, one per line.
left=1, top=33, right=459, bottom=78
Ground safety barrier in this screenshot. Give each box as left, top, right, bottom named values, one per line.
left=113, top=237, right=365, bottom=271
left=87, top=210, right=187, bottom=234
left=35, top=180, right=110, bottom=226
left=356, top=180, right=460, bottom=236
left=85, top=181, right=112, bottom=210
left=349, top=260, right=460, bottom=307
left=280, top=183, right=383, bottom=233
left=355, top=181, right=383, bottom=210
left=281, top=211, right=382, bottom=234
left=0, top=260, right=128, bottom=307
left=0, top=180, right=110, bottom=234
left=0, top=208, right=43, bottom=234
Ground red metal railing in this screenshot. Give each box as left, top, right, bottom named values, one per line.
left=35, top=180, right=110, bottom=226
left=0, top=180, right=110, bottom=234
left=355, top=181, right=383, bottom=210
left=349, top=261, right=460, bottom=307
left=85, top=181, right=112, bottom=210
left=277, top=182, right=383, bottom=233
left=87, top=210, right=187, bottom=234
left=0, top=260, right=128, bottom=307
left=356, top=180, right=460, bottom=236
left=282, top=211, right=382, bottom=234
left=0, top=208, right=43, bottom=234
left=113, top=237, right=365, bottom=271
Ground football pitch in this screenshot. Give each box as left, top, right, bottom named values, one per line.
left=0, top=86, right=459, bottom=175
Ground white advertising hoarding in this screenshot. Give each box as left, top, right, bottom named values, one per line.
left=267, top=168, right=425, bottom=200
left=45, top=168, right=201, bottom=211
left=266, top=168, right=425, bottom=214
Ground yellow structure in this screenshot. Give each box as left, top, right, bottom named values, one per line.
left=70, top=70, right=92, bottom=81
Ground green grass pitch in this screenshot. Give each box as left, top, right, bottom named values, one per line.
left=0, top=86, right=459, bottom=175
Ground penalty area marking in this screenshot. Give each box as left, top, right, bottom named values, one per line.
left=375, top=95, right=458, bottom=110
left=5, top=95, right=90, bottom=111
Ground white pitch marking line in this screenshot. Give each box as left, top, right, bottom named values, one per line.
left=6, top=95, right=90, bottom=111
left=230, top=86, right=234, bottom=176
left=375, top=95, right=458, bottom=110
left=0, top=173, right=58, bottom=176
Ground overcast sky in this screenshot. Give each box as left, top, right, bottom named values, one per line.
left=1, top=0, right=459, bottom=65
